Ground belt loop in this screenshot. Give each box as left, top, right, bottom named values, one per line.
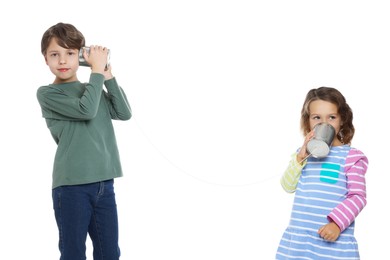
left=98, top=181, right=104, bottom=196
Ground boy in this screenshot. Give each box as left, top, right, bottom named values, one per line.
left=37, top=22, right=131, bottom=260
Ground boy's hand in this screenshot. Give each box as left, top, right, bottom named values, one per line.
left=102, top=64, right=114, bottom=81
left=82, top=45, right=109, bottom=74
left=318, top=221, right=341, bottom=242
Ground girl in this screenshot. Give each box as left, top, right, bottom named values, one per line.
left=276, top=87, right=368, bottom=259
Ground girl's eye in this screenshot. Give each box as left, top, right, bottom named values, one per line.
left=312, top=116, right=320, bottom=120
left=329, top=115, right=337, bottom=120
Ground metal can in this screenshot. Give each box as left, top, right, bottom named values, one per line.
left=79, top=46, right=110, bottom=69
left=306, top=123, right=336, bottom=158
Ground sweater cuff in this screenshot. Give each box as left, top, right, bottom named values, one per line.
left=104, top=77, right=118, bottom=90
left=291, top=153, right=307, bottom=169
left=89, top=73, right=105, bottom=87
left=327, top=215, right=345, bottom=232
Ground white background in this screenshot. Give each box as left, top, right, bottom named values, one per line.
left=1, top=0, right=388, bottom=259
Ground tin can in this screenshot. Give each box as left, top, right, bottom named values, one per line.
left=79, top=46, right=110, bottom=69
left=306, top=123, right=336, bottom=158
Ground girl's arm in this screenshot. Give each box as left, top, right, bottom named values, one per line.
left=281, top=131, right=315, bottom=192
left=327, top=148, right=369, bottom=232
left=280, top=153, right=307, bottom=193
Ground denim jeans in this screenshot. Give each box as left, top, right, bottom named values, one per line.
left=52, top=179, right=120, bottom=260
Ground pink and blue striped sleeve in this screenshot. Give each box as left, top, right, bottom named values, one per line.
left=328, top=148, right=369, bottom=232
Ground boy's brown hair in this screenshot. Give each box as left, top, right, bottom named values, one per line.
left=41, top=22, right=85, bottom=56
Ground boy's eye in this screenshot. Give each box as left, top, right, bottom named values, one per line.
left=312, top=116, right=320, bottom=120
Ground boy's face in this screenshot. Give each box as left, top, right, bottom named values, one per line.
left=45, top=38, right=79, bottom=84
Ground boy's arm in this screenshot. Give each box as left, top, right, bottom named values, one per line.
left=280, top=153, right=306, bottom=193
left=104, top=77, right=132, bottom=120
left=37, top=74, right=105, bottom=120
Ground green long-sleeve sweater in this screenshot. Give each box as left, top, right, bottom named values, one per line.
left=37, top=73, right=131, bottom=188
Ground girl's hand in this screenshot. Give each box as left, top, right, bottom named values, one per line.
left=297, top=130, right=315, bottom=164
left=318, top=221, right=341, bottom=242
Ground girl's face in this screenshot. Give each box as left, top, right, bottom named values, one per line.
left=45, top=38, right=79, bottom=84
left=309, top=99, right=343, bottom=146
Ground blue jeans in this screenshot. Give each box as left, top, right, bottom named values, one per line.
left=52, top=179, right=120, bottom=260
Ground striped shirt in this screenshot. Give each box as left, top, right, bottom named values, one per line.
left=276, top=145, right=368, bottom=259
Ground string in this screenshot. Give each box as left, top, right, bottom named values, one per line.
left=133, top=117, right=282, bottom=187
left=298, top=152, right=313, bottom=164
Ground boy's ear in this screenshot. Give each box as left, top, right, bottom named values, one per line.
left=44, top=56, right=48, bottom=65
